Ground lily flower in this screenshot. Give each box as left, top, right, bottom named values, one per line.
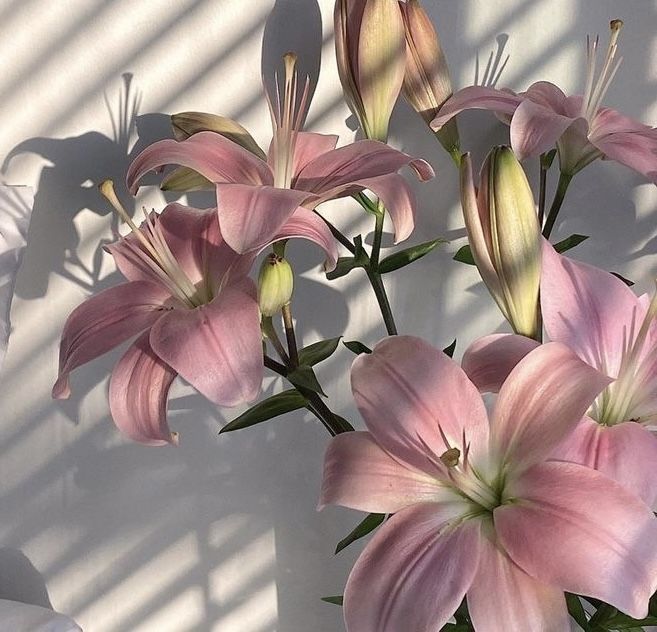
left=460, top=149, right=542, bottom=339
left=0, top=185, right=33, bottom=372
left=432, top=20, right=657, bottom=182
left=335, top=0, right=406, bottom=141
left=321, top=336, right=657, bottom=631
left=0, top=599, right=81, bottom=631
left=463, top=241, right=657, bottom=506
left=126, top=52, right=433, bottom=256
left=53, top=182, right=337, bottom=445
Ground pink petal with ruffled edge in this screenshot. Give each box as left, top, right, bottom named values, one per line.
left=461, top=333, right=539, bottom=393
left=126, top=131, right=273, bottom=194
left=268, top=207, right=338, bottom=271
left=215, top=183, right=309, bottom=254
left=490, top=342, right=610, bottom=471
left=53, top=281, right=171, bottom=399
left=540, top=240, right=643, bottom=378
left=343, top=503, right=481, bottom=632
left=558, top=416, right=657, bottom=508
left=510, top=99, right=575, bottom=160
left=496, top=461, right=657, bottom=619
left=109, top=332, right=178, bottom=446
left=430, top=85, right=523, bottom=131
left=351, top=335, right=490, bottom=477
left=290, top=131, right=339, bottom=176
left=149, top=279, right=262, bottom=406
left=319, top=431, right=457, bottom=514
left=293, top=139, right=433, bottom=192
left=468, top=527, right=569, bottom=632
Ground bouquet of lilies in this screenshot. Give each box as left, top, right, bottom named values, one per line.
left=5, top=1, right=657, bottom=631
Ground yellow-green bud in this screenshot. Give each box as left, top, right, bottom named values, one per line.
left=258, top=254, right=294, bottom=317
left=460, top=147, right=541, bottom=339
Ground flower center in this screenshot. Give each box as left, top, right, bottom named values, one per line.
left=266, top=52, right=312, bottom=189
left=581, top=19, right=623, bottom=123
left=100, top=180, right=209, bottom=309
left=592, top=287, right=657, bottom=426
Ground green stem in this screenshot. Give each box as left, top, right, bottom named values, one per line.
left=314, top=210, right=356, bottom=254
left=538, top=157, right=548, bottom=225
left=261, top=316, right=290, bottom=364
left=281, top=303, right=299, bottom=368
left=542, top=172, right=573, bottom=238
left=368, top=206, right=398, bottom=336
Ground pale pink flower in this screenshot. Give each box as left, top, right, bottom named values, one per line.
left=126, top=53, right=434, bottom=256
left=321, top=335, right=657, bottom=631
left=53, top=194, right=336, bottom=445
left=432, top=21, right=657, bottom=181
left=464, top=241, right=657, bottom=507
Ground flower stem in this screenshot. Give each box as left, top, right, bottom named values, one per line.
left=261, top=316, right=290, bottom=364
left=314, top=210, right=356, bottom=254
left=281, top=303, right=299, bottom=368
left=542, top=172, right=573, bottom=238
left=538, top=159, right=548, bottom=225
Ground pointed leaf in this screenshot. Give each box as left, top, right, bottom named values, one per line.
left=612, top=271, right=635, bottom=287
left=298, top=337, right=342, bottom=366
left=453, top=244, right=475, bottom=265
left=287, top=365, right=327, bottom=397
left=321, top=596, right=344, bottom=606
left=443, top=339, right=457, bottom=358
left=326, top=256, right=365, bottom=281
left=343, top=340, right=372, bottom=355
left=553, top=233, right=589, bottom=254
left=335, top=512, right=386, bottom=554
left=220, top=389, right=307, bottom=433
left=566, top=593, right=591, bottom=631
left=379, top=237, right=447, bottom=273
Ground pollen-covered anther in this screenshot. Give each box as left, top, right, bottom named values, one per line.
left=440, top=447, right=461, bottom=468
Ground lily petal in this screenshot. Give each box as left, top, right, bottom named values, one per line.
left=319, top=431, right=454, bottom=514
left=214, top=183, right=310, bottom=254
left=540, top=240, right=642, bottom=378
left=268, top=207, right=338, bottom=271
left=0, top=599, right=81, bottom=632
left=496, top=461, right=657, bottom=619
left=344, top=503, right=481, bottom=632
left=351, top=336, right=490, bottom=476
left=294, top=139, right=433, bottom=193
left=522, top=81, right=569, bottom=113
left=149, top=280, right=262, bottom=406
left=291, top=132, right=339, bottom=177
left=559, top=416, right=657, bottom=508
left=430, top=85, right=522, bottom=131
left=491, top=342, right=610, bottom=471
left=461, top=333, right=539, bottom=393
left=109, top=332, right=178, bottom=446
left=126, top=131, right=273, bottom=194
left=53, top=281, right=170, bottom=399
left=468, top=527, right=568, bottom=632
left=510, top=99, right=575, bottom=160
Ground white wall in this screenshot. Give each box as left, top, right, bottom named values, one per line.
left=1, top=0, right=656, bottom=630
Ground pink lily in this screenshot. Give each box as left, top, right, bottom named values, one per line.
left=432, top=20, right=657, bottom=181
left=0, top=185, right=34, bottom=372
left=126, top=53, right=434, bottom=256
left=52, top=182, right=337, bottom=445
left=463, top=241, right=657, bottom=506
left=320, top=336, right=657, bottom=630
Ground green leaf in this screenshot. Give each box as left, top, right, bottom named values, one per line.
left=326, top=256, right=364, bottom=281
left=333, top=414, right=356, bottom=433
left=553, top=234, right=589, bottom=254
left=566, top=593, right=591, bottom=631
left=606, top=612, right=657, bottom=628
left=440, top=625, right=471, bottom=632
left=298, top=337, right=342, bottom=367
left=343, top=340, right=372, bottom=355
left=443, top=339, right=457, bottom=358
left=335, top=513, right=386, bottom=554
left=378, top=238, right=447, bottom=274
left=321, top=595, right=343, bottom=606
left=453, top=244, right=475, bottom=265
left=541, top=148, right=557, bottom=169
left=220, top=390, right=307, bottom=433
left=287, top=365, right=327, bottom=397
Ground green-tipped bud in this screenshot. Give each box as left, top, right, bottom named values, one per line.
left=334, top=0, right=406, bottom=141
left=258, top=254, right=294, bottom=317
left=460, top=147, right=541, bottom=339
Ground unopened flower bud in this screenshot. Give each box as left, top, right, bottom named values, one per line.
left=460, top=147, right=541, bottom=339
left=258, top=254, right=294, bottom=317
left=399, top=0, right=459, bottom=157
left=334, top=0, right=406, bottom=141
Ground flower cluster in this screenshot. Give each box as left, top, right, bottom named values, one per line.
left=2, top=1, right=654, bottom=630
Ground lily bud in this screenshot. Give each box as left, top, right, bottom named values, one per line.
left=258, top=253, right=294, bottom=317
left=460, top=148, right=541, bottom=339
left=334, top=0, right=406, bottom=141
left=399, top=0, right=459, bottom=156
